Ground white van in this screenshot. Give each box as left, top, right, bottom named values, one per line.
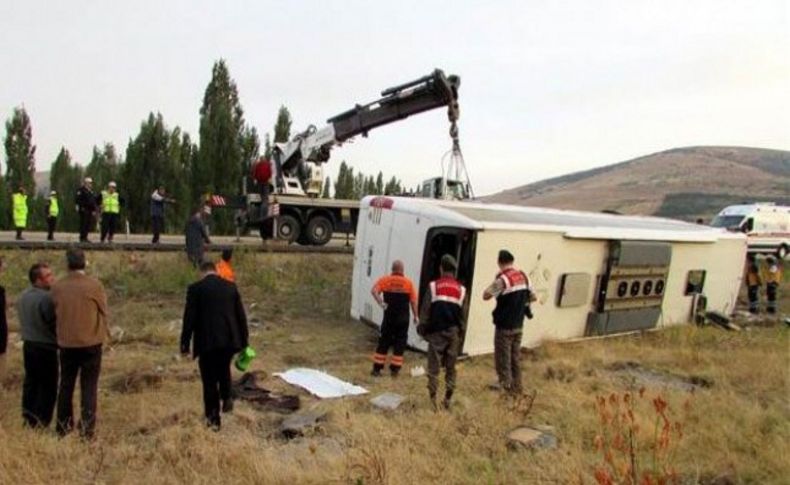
left=351, top=196, right=746, bottom=356
left=710, top=203, right=790, bottom=258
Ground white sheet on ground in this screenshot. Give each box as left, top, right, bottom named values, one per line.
left=274, top=368, right=368, bottom=399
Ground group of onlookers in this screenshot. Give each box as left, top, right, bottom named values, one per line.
left=0, top=249, right=108, bottom=439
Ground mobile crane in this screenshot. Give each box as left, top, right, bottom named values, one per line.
left=210, top=68, right=472, bottom=245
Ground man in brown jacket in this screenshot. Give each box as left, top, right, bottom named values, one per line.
left=50, top=248, right=108, bottom=439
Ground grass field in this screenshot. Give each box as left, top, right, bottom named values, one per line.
left=0, top=251, right=787, bottom=484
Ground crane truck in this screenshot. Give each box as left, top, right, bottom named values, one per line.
left=209, top=68, right=470, bottom=245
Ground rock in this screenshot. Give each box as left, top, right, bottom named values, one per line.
left=166, top=320, right=180, bottom=333
left=289, top=334, right=307, bottom=344
left=249, top=302, right=258, bottom=309
left=507, top=425, right=558, bottom=450
left=110, top=326, right=125, bottom=342
left=410, top=366, right=425, bottom=377
left=370, top=392, right=405, bottom=410
left=249, top=316, right=262, bottom=328
left=280, top=409, right=327, bottom=438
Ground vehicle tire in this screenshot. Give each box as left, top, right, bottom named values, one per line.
left=778, top=245, right=788, bottom=260
left=306, top=215, right=333, bottom=246
left=276, top=215, right=301, bottom=244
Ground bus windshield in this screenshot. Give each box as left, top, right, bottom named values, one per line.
left=710, top=215, right=745, bottom=230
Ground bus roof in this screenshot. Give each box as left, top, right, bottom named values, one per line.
left=365, top=196, right=743, bottom=243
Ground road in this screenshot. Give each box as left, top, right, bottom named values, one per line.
left=0, top=231, right=354, bottom=253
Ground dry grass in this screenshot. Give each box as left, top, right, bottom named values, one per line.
left=0, top=252, right=787, bottom=484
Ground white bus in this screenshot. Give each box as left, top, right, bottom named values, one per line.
left=711, top=203, right=790, bottom=259
left=351, top=197, right=746, bottom=355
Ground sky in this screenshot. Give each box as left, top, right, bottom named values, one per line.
left=0, top=0, right=788, bottom=196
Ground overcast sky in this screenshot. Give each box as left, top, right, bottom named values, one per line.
left=1, top=1, right=788, bottom=196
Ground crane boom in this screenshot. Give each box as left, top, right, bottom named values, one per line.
left=272, top=69, right=460, bottom=194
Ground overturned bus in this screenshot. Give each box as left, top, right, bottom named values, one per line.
left=350, top=196, right=747, bottom=356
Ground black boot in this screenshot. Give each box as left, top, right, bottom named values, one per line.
left=443, top=390, right=454, bottom=410
left=429, top=392, right=438, bottom=411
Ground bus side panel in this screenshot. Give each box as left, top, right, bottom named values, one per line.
left=464, top=230, right=608, bottom=355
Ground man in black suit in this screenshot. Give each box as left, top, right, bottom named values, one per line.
left=180, top=261, right=249, bottom=430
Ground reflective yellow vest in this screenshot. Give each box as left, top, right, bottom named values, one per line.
left=48, top=197, right=59, bottom=217
left=102, top=191, right=120, bottom=214
left=12, top=192, right=28, bottom=228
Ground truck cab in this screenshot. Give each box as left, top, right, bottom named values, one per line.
left=420, top=177, right=471, bottom=200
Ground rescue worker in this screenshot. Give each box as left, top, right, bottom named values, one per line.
left=370, top=260, right=418, bottom=377
left=150, top=186, right=175, bottom=244
left=419, top=254, right=465, bottom=410
left=745, top=255, right=762, bottom=314
left=763, top=255, right=782, bottom=314
left=251, top=157, right=272, bottom=223
left=12, top=186, right=28, bottom=240
left=99, top=181, right=121, bottom=243
left=482, top=250, right=532, bottom=395
left=216, top=248, right=235, bottom=283
left=75, top=177, right=97, bottom=243
left=45, top=190, right=59, bottom=241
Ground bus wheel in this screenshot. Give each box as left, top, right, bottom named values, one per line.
left=778, top=244, right=788, bottom=260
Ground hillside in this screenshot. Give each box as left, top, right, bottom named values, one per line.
left=486, top=146, right=790, bottom=221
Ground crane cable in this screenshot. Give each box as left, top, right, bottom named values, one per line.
left=440, top=120, right=475, bottom=200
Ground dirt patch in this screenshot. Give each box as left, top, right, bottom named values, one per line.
left=110, top=371, right=165, bottom=394
left=607, top=361, right=713, bottom=392
left=543, top=364, right=576, bottom=383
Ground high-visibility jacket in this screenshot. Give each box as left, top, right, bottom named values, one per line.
left=12, top=192, right=28, bottom=228
left=764, top=265, right=782, bottom=285
left=48, top=197, right=60, bottom=217
left=492, top=267, right=529, bottom=330
left=101, top=191, right=120, bottom=214
left=372, top=272, right=417, bottom=325
left=216, top=260, right=235, bottom=283
left=427, top=275, right=466, bottom=333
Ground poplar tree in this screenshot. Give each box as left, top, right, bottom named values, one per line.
left=273, top=105, right=292, bottom=143
left=4, top=106, right=36, bottom=194
left=49, top=147, right=84, bottom=231
left=321, top=177, right=331, bottom=198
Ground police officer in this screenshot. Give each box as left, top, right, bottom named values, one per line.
left=482, top=250, right=532, bottom=395
left=75, top=177, right=97, bottom=243
left=99, top=181, right=121, bottom=243
left=45, top=190, right=59, bottom=241
left=419, top=254, right=465, bottom=410
left=370, top=260, right=418, bottom=377
left=12, top=186, right=28, bottom=240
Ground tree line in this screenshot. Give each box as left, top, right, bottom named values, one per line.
left=1, top=60, right=405, bottom=234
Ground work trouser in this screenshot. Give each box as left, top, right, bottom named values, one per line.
left=46, top=216, right=57, bottom=240
left=78, top=211, right=93, bottom=242
left=425, top=326, right=460, bottom=398
left=198, top=350, right=235, bottom=429
left=15, top=225, right=24, bottom=240
left=100, top=213, right=119, bottom=242
left=747, top=285, right=760, bottom=314
left=494, top=327, right=523, bottom=394
left=151, top=216, right=164, bottom=243
left=57, top=345, right=102, bottom=438
left=766, top=283, right=778, bottom=314
left=372, top=318, right=409, bottom=373
left=22, top=341, right=59, bottom=428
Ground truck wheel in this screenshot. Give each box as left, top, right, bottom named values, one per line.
left=276, top=215, right=301, bottom=244
left=306, top=215, right=333, bottom=246
left=778, top=245, right=788, bottom=260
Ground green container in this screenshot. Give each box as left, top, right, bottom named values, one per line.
left=234, top=346, right=257, bottom=372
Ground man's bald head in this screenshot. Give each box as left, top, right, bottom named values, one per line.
left=391, top=260, right=404, bottom=274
